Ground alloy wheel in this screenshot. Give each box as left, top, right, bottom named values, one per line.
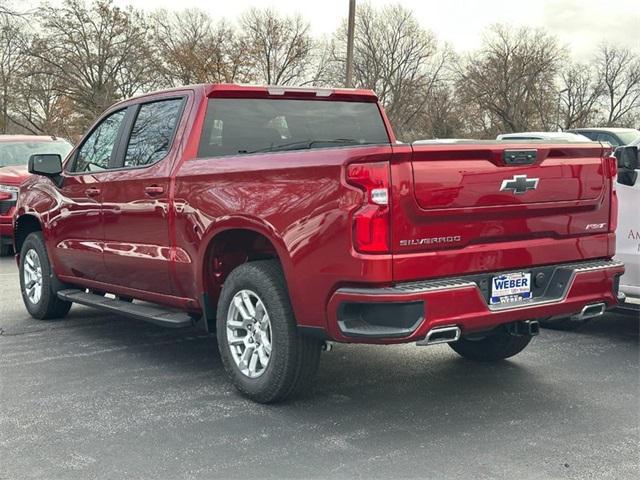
left=226, top=289, right=273, bottom=378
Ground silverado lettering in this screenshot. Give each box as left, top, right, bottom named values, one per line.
left=13, top=84, right=625, bottom=403
left=400, top=236, right=462, bottom=246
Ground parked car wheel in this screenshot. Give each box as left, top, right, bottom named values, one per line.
left=449, top=326, right=532, bottom=361
left=0, top=243, right=13, bottom=257
left=19, top=232, right=71, bottom=320
left=216, top=260, right=322, bottom=403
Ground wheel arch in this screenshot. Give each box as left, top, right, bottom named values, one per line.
left=14, top=213, right=44, bottom=255
left=198, top=219, right=294, bottom=311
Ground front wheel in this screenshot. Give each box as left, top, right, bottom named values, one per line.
left=216, top=260, right=321, bottom=403
left=449, top=326, right=532, bottom=361
left=19, top=232, right=71, bottom=320
left=0, top=242, right=13, bottom=257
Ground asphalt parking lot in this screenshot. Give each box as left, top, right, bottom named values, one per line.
left=0, top=256, right=638, bottom=480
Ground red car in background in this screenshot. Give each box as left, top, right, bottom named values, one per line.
left=0, top=135, right=72, bottom=255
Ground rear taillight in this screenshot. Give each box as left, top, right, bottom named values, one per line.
left=605, top=155, right=618, bottom=179
left=604, top=155, right=618, bottom=233
left=346, top=162, right=390, bottom=254
left=610, top=189, right=618, bottom=233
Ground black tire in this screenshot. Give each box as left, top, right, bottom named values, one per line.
left=0, top=242, right=13, bottom=257
left=216, top=260, right=321, bottom=403
left=19, top=232, right=71, bottom=320
left=449, top=326, right=532, bottom=362
left=538, top=318, right=587, bottom=331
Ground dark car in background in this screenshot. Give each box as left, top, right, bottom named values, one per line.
left=566, top=128, right=640, bottom=147
left=0, top=135, right=72, bottom=255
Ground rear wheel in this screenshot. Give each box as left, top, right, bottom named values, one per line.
left=449, top=326, right=532, bottom=361
left=216, top=260, right=322, bottom=403
left=19, top=232, right=71, bottom=320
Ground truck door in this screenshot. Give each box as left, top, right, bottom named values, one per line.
left=50, top=109, right=128, bottom=282
left=99, top=96, right=187, bottom=295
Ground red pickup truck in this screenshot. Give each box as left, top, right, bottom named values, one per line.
left=14, top=84, right=624, bottom=403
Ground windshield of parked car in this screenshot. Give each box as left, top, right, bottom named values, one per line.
left=617, top=130, right=640, bottom=146
left=197, top=98, right=390, bottom=158
left=0, top=140, right=72, bottom=167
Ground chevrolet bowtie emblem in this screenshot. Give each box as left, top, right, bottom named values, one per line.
left=500, top=174, right=539, bottom=195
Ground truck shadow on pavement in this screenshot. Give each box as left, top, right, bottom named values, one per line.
left=47, top=310, right=572, bottom=414
left=13, top=305, right=636, bottom=423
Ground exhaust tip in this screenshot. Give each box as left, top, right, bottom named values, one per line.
left=417, top=326, right=461, bottom=346
left=574, top=302, right=607, bottom=321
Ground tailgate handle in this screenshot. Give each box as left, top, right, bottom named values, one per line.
left=503, top=149, right=537, bottom=165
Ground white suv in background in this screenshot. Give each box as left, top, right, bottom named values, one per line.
left=616, top=142, right=640, bottom=312
left=540, top=143, right=639, bottom=329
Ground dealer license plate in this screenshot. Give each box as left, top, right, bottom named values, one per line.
left=490, top=272, right=532, bottom=305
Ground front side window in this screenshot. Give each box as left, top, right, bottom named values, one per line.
left=72, top=110, right=126, bottom=173
left=198, top=98, right=390, bottom=158
left=124, top=98, right=183, bottom=168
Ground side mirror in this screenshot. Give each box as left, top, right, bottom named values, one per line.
left=614, top=145, right=639, bottom=170
left=28, top=154, right=63, bottom=177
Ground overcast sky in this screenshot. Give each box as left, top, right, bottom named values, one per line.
left=114, top=0, right=640, bottom=61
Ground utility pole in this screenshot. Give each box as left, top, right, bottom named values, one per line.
left=556, top=88, right=568, bottom=131
left=345, top=0, right=356, bottom=88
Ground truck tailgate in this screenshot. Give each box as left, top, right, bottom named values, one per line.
left=390, top=142, right=615, bottom=282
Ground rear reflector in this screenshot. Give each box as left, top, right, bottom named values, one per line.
left=346, top=162, right=390, bottom=253
left=605, top=155, right=618, bottom=233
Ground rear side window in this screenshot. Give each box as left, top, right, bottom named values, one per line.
left=577, top=131, right=598, bottom=141
left=594, top=132, right=620, bottom=147
left=198, top=99, right=390, bottom=158
left=124, top=98, right=183, bottom=168
left=73, top=109, right=126, bottom=173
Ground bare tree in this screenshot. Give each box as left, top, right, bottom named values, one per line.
left=151, top=9, right=250, bottom=87
left=240, top=8, right=316, bottom=85
left=595, top=45, right=640, bottom=126
left=0, top=0, right=23, bottom=17
left=8, top=55, right=77, bottom=138
left=557, top=63, right=602, bottom=129
left=326, top=4, right=450, bottom=140
left=456, top=25, right=566, bottom=136
left=29, top=0, right=155, bottom=130
left=0, top=15, right=28, bottom=132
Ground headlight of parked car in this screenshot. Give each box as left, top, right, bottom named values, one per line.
left=0, top=184, right=19, bottom=202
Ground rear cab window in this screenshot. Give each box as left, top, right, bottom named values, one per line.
left=197, top=99, right=390, bottom=158
left=124, top=98, right=184, bottom=168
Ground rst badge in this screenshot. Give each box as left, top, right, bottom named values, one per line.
left=585, top=223, right=607, bottom=230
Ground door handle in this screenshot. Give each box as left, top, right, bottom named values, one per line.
left=144, top=185, right=164, bottom=196
left=85, top=187, right=100, bottom=197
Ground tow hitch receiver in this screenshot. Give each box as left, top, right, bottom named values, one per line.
left=506, top=320, right=540, bottom=337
